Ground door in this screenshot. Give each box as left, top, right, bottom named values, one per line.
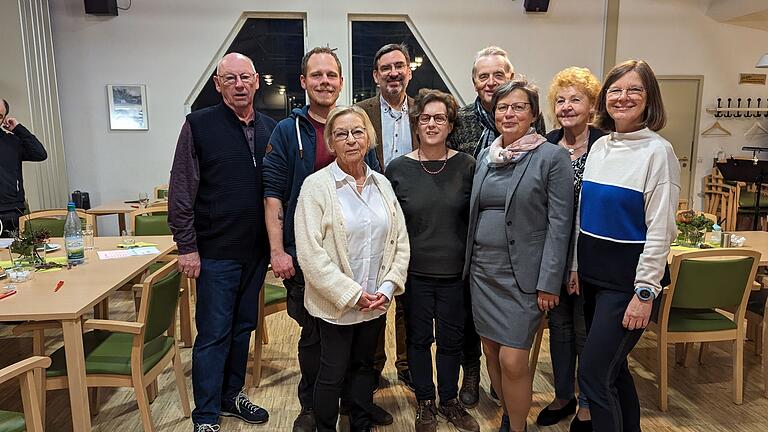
left=657, top=77, right=702, bottom=206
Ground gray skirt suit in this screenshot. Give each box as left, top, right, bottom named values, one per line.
left=463, top=143, right=574, bottom=348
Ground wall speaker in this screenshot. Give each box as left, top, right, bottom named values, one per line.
left=84, top=0, right=118, bottom=16
left=524, top=0, right=549, bottom=12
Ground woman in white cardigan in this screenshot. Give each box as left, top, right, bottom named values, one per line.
left=294, top=105, right=410, bottom=432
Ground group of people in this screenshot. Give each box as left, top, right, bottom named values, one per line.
left=168, top=43, right=680, bottom=432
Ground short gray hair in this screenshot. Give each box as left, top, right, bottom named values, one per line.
left=471, top=46, right=514, bottom=78
left=491, top=79, right=540, bottom=122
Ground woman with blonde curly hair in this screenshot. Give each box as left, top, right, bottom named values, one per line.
left=536, top=67, right=605, bottom=432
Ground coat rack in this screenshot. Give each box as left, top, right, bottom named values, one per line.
left=707, top=97, right=768, bottom=117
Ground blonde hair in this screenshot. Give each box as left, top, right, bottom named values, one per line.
left=547, top=66, right=601, bottom=122
left=324, top=105, right=378, bottom=152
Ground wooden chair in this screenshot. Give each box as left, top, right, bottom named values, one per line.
left=248, top=282, right=287, bottom=387
left=0, top=356, right=50, bottom=432
left=746, top=287, right=768, bottom=397
left=703, top=167, right=738, bottom=231
left=18, top=209, right=97, bottom=236
left=15, top=260, right=191, bottom=431
left=649, top=248, right=760, bottom=411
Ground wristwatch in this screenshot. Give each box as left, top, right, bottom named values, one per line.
left=634, top=286, right=656, bottom=302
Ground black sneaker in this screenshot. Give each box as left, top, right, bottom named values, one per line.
left=193, top=424, right=220, bottom=432
left=459, top=365, right=481, bottom=408
left=535, top=398, right=576, bottom=426
left=398, top=369, right=415, bottom=393
left=220, top=390, right=269, bottom=424
left=293, top=407, right=316, bottom=432
left=437, top=398, right=479, bottom=432
left=415, top=399, right=437, bottom=432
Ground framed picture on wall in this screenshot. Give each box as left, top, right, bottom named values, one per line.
left=107, top=84, right=148, bottom=130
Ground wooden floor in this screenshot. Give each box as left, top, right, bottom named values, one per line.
left=2, top=285, right=768, bottom=431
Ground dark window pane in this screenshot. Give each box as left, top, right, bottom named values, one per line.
left=351, top=21, right=451, bottom=103
left=192, top=18, right=305, bottom=121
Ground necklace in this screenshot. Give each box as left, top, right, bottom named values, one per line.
left=561, top=132, right=589, bottom=155
left=418, top=147, right=449, bottom=175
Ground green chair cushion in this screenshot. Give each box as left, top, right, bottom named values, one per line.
left=26, top=217, right=87, bottom=237
left=47, top=331, right=174, bottom=377
left=134, top=214, right=170, bottom=236
left=0, top=411, right=25, bottom=432
left=667, top=308, right=737, bottom=332
left=147, top=262, right=165, bottom=274
left=738, top=191, right=768, bottom=209
left=264, top=283, right=287, bottom=308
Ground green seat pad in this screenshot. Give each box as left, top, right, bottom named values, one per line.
left=134, top=214, right=170, bottom=236
left=264, top=283, right=287, bottom=308
left=0, top=411, right=24, bottom=432
left=47, top=331, right=174, bottom=377
left=147, top=262, right=165, bottom=274
left=667, top=308, right=737, bottom=332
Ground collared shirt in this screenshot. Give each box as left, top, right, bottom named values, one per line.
left=379, top=95, right=411, bottom=167
left=324, top=161, right=394, bottom=325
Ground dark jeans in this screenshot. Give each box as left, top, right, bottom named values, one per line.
left=192, top=255, right=268, bottom=424
left=374, top=294, right=408, bottom=373
left=402, top=274, right=466, bottom=402
left=0, top=209, right=22, bottom=238
left=315, top=316, right=385, bottom=432
left=579, top=281, right=658, bottom=432
left=284, top=262, right=321, bottom=410
left=462, top=280, right=482, bottom=370
left=548, top=285, right=589, bottom=407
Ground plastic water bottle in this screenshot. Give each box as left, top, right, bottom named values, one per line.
left=711, top=223, right=722, bottom=247
left=64, top=202, right=85, bottom=265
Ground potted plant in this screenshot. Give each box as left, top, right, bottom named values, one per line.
left=675, top=210, right=715, bottom=247
left=9, top=227, right=50, bottom=267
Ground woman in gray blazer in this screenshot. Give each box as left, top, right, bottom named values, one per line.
left=464, top=79, right=574, bottom=432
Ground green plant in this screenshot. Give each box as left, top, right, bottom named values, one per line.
left=9, top=226, right=50, bottom=266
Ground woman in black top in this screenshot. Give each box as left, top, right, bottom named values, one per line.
left=385, top=89, right=477, bottom=432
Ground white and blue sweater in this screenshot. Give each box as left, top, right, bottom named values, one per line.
left=575, top=127, right=680, bottom=296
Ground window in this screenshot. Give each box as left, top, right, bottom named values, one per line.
left=351, top=20, right=452, bottom=103
left=192, top=17, right=305, bottom=120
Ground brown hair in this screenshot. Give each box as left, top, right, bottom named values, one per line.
left=301, top=47, right=342, bottom=77
left=324, top=105, right=378, bottom=151
left=595, top=59, right=666, bottom=132
left=492, top=79, right=541, bottom=122
left=373, top=43, right=411, bottom=70
left=408, top=89, right=460, bottom=129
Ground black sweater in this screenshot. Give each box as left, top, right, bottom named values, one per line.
left=0, top=124, right=47, bottom=213
left=385, top=152, right=476, bottom=277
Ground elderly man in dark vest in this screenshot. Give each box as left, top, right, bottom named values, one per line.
left=169, top=52, right=276, bottom=432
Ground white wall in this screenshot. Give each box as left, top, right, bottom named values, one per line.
left=616, top=0, right=768, bottom=207
left=50, top=0, right=607, bottom=233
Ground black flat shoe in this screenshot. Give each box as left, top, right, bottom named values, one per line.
left=535, top=398, right=577, bottom=426
left=569, top=416, right=593, bottom=432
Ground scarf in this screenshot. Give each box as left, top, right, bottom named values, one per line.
left=488, top=128, right=547, bottom=167
left=473, top=97, right=499, bottom=158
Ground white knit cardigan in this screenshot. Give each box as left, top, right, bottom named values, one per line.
left=294, top=165, right=410, bottom=321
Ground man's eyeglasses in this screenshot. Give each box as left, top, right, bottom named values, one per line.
left=217, top=73, right=256, bottom=86
left=377, top=62, right=408, bottom=74
left=418, top=114, right=448, bottom=125
left=496, top=102, right=531, bottom=114
left=333, top=128, right=366, bottom=142
left=606, top=86, right=645, bottom=100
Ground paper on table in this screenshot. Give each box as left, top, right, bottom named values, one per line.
left=117, top=241, right=158, bottom=248
left=98, top=246, right=161, bottom=260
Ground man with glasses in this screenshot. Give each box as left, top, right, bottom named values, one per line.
left=447, top=46, right=515, bottom=409
left=355, top=43, right=418, bottom=400
left=0, top=98, right=47, bottom=238
left=169, top=52, right=276, bottom=432
left=263, top=46, right=382, bottom=432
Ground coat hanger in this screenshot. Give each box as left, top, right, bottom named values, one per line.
left=701, top=120, right=732, bottom=136
left=744, top=121, right=768, bottom=137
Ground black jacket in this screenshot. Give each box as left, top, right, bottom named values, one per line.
left=0, top=124, right=47, bottom=213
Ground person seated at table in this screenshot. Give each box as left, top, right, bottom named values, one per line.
left=294, top=105, right=410, bottom=432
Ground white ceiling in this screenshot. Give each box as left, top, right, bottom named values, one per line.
left=707, top=0, right=768, bottom=31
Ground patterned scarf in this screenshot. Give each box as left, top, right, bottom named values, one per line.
left=487, top=128, right=547, bottom=167
left=474, top=97, right=499, bottom=158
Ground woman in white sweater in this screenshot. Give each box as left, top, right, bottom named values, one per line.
left=294, top=105, right=410, bottom=432
left=575, top=60, right=680, bottom=432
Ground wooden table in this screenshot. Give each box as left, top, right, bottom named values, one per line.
left=87, top=201, right=140, bottom=233
left=0, top=235, right=177, bottom=431
left=670, top=230, right=768, bottom=266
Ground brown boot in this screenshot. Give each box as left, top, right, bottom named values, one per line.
left=415, top=399, right=437, bottom=432
left=438, top=398, right=480, bottom=432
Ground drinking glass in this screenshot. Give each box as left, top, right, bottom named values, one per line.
left=121, top=229, right=135, bottom=247
left=138, top=192, right=150, bottom=208
left=82, top=223, right=95, bottom=250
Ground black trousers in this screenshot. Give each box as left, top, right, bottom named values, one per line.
left=315, top=315, right=385, bottom=432
left=462, top=280, right=482, bottom=370
left=578, top=281, right=658, bottom=432
left=284, top=262, right=321, bottom=410
left=402, top=274, right=466, bottom=402
left=0, top=209, right=22, bottom=238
